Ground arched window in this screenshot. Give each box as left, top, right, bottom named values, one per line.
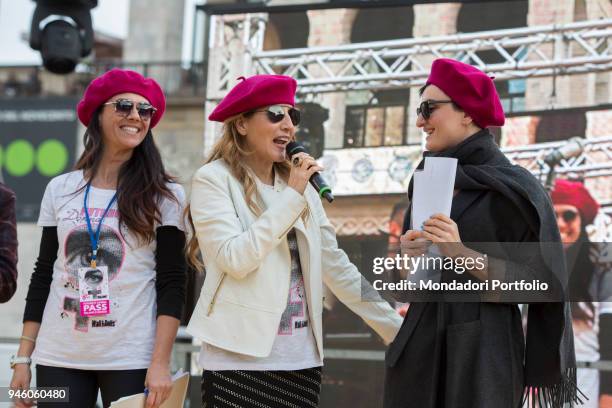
left=535, top=109, right=587, bottom=143
left=263, top=12, right=309, bottom=51
left=344, top=7, right=415, bottom=147
left=350, top=7, right=413, bottom=43
left=457, top=1, right=529, bottom=114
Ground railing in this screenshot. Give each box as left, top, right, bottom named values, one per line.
left=0, top=60, right=207, bottom=99
left=318, top=136, right=612, bottom=197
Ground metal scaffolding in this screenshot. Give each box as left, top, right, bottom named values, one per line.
left=320, top=136, right=612, bottom=202
left=501, top=136, right=612, bottom=214
left=204, top=16, right=612, bottom=147
left=210, top=18, right=612, bottom=94
left=503, top=136, right=612, bottom=179
left=204, top=15, right=612, bottom=217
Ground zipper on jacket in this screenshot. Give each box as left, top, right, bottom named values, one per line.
left=206, top=273, right=226, bottom=316
left=207, top=203, right=306, bottom=315
left=278, top=206, right=308, bottom=240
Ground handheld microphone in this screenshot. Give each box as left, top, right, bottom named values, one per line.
left=286, top=141, right=334, bottom=203
left=544, top=137, right=585, bottom=166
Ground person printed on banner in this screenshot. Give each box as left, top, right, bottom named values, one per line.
left=9, top=69, right=187, bottom=408
left=551, top=178, right=612, bottom=408
left=185, top=74, right=402, bottom=408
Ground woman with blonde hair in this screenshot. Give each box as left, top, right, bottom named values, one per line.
left=186, top=74, right=402, bottom=407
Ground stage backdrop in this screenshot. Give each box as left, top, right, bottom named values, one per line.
left=0, top=97, right=79, bottom=222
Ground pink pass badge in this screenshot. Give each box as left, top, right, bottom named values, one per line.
left=78, top=265, right=111, bottom=316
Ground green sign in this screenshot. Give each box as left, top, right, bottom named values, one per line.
left=0, top=97, right=78, bottom=221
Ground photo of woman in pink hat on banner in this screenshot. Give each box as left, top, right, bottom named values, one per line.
left=551, top=179, right=612, bottom=407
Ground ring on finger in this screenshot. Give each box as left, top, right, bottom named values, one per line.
left=292, top=157, right=302, bottom=167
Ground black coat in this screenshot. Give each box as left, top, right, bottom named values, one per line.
left=383, top=190, right=528, bottom=408
left=383, top=130, right=577, bottom=408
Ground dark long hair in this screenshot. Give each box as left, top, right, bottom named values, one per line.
left=75, top=106, right=177, bottom=244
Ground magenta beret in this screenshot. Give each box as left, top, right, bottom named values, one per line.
left=77, top=68, right=166, bottom=129
left=209, top=75, right=297, bottom=122
left=426, top=58, right=505, bottom=128
left=551, top=179, right=600, bottom=225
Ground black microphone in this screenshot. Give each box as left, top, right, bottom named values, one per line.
left=286, top=141, right=334, bottom=203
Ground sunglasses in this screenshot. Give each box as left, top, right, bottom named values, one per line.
left=555, top=209, right=579, bottom=223
left=416, top=100, right=453, bottom=119
left=252, top=105, right=301, bottom=126
left=103, top=99, right=157, bottom=121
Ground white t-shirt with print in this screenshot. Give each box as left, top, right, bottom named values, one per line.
left=198, top=176, right=322, bottom=371
left=32, top=170, right=185, bottom=370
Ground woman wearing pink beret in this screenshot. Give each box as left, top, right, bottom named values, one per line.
left=10, top=69, right=187, bottom=408
left=384, top=58, right=580, bottom=407
left=551, top=179, right=612, bottom=407
left=186, top=74, right=402, bottom=407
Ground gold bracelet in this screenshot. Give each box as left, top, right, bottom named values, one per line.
left=20, top=335, right=36, bottom=344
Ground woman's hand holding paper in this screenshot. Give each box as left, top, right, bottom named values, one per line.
left=420, top=213, right=466, bottom=258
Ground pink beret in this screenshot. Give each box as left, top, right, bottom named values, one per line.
left=426, top=58, right=505, bottom=128
left=77, top=68, right=166, bottom=129
left=551, top=179, right=600, bottom=225
left=209, top=75, right=297, bottom=122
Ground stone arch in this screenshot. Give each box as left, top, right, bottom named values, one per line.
left=263, top=12, right=309, bottom=50
left=457, top=1, right=529, bottom=113
left=350, top=6, right=413, bottom=42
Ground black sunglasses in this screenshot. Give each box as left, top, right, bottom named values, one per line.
left=416, top=100, right=453, bottom=119
left=253, top=105, right=301, bottom=126
left=555, top=209, right=579, bottom=223
left=104, top=98, right=157, bottom=121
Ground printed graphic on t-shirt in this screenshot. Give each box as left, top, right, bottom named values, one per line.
left=60, top=208, right=125, bottom=332
left=278, top=230, right=308, bottom=335
left=34, top=172, right=184, bottom=369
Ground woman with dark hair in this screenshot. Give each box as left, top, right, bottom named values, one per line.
left=9, top=69, right=187, bottom=408
left=383, top=58, right=579, bottom=408
left=551, top=179, right=612, bottom=407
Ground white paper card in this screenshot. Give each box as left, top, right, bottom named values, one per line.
left=411, top=157, right=457, bottom=231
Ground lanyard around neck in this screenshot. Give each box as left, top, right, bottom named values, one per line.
left=83, top=183, right=117, bottom=268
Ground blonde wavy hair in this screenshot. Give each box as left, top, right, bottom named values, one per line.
left=185, top=112, right=307, bottom=270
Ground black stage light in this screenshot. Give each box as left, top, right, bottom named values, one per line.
left=29, top=0, right=98, bottom=74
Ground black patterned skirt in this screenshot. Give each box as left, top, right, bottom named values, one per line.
left=201, top=367, right=322, bottom=408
